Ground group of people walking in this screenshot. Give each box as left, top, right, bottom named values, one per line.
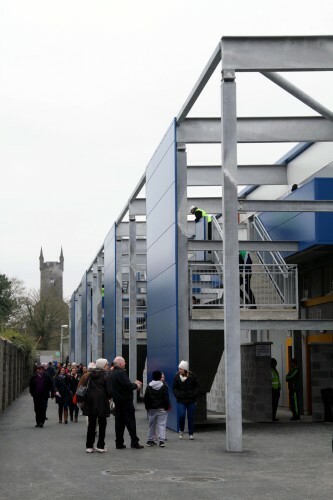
left=29, top=356, right=199, bottom=453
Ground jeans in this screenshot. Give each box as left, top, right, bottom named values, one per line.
left=177, top=402, right=196, bottom=435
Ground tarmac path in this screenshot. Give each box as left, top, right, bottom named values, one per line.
left=0, top=389, right=332, bottom=500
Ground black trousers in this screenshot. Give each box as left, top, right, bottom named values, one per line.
left=240, top=273, right=256, bottom=306
left=86, top=416, right=107, bottom=449
left=33, top=396, right=47, bottom=425
left=114, top=399, right=139, bottom=446
left=289, top=389, right=300, bottom=420
left=272, top=388, right=280, bottom=420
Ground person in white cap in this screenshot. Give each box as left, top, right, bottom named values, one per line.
left=172, top=360, right=199, bottom=440
left=77, top=358, right=113, bottom=453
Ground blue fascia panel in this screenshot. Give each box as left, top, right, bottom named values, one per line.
left=146, top=305, right=178, bottom=430
left=259, top=177, right=333, bottom=255
left=146, top=119, right=179, bottom=431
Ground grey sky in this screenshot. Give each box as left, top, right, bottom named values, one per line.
left=1, top=0, right=332, bottom=299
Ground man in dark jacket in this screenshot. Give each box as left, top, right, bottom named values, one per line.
left=110, top=356, right=143, bottom=449
left=29, top=365, right=55, bottom=428
left=286, top=358, right=301, bottom=421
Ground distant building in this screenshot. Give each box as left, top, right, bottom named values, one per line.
left=39, top=247, right=64, bottom=300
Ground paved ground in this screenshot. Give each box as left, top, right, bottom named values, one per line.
left=0, top=390, right=332, bottom=500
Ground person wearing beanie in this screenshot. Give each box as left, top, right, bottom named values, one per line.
left=77, top=358, right=112, bottom=453
left=88, top=362, right=96, bottom=370
left=144, top=370, right=170, bottom=447
left=172, top=361, right=199, bottom=440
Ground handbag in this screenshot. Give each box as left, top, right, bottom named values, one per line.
left=110, top=400, right=116, bottom=416
left=76, top=375, right=91, bottom=402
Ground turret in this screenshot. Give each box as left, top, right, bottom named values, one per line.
left=39, top=247, right=44, bottom=270
left=60, top=247, right=64, bottom=271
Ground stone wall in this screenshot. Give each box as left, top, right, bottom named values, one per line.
left=241, top=342, right=272, bottom=422
left=310, top=343, right=333, bottom=421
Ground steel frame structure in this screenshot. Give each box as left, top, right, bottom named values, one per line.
left=71, top=36, right=333, bottom=452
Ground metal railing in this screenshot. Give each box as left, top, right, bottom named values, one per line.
left=122, top=305, right=147, bottom=333
left=189, top=263, right=298, bottom=317
left=250, top=216, right=292, bottom=301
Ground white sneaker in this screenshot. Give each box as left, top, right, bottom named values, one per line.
left=179, top=432, right=183, bottom=439
left=86, top=448, right=95, bottom=453
left=189, top=435, right=194, bottom=440
left=95, top=447, right=107, bottom=453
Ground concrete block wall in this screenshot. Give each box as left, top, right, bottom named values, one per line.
left=310, top=343, right=333, bottom=421
left=207, top=352, right=225, bottom=414
left=241, top=342, right=272, bottom=422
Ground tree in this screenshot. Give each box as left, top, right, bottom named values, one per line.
left=0, top=274, right=22, bottom=330
left=25, top=290, right=69, bottom=349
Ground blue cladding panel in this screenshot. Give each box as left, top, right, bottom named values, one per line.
left=81, top=273, right=87, bottom=364
left=259, top=178, right=333, bottom=254
left=147, top=264, right=177, bottom=316
left=147, top=305, right=178, bottom=430
left=147, top=225, right=176, bottom=282
left=70, top=294, right=75, bottom=361
left=104, top=224, right=116, bottom=362
left=146, top=187, right=175, bottom=248
left=146, top=144, right=177, bottom=215
left=146, top=120, right=179, bottom=431
left=146, top=123, right=176, bottom=183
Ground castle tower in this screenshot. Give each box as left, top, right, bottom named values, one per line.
left=39, top=247, right=64, bottom=300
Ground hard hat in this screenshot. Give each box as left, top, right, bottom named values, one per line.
left=190, top=205, right=195, bottom=213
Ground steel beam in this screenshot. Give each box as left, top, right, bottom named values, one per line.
left=239, top=200, right=333, bottom=212
left=221, top=70, right=242, bottom=452
left=117, top=221, right=147, bottom=237
left=188, top=240, right=299, bottom=252
left=221, top=36, right=333, bottom=71
left=116, top=172, right=146, bottom=224
left=262, top=72, right=333, bottom=122
left=115, top=237, right=123, bottom=357
left=189, top=319, right=333, bottom=331
left=187, top=197, right=222, bottom=214
left=177, top=43, right=221, bottom=123
left=187, top=164, right=288, bottom=185
left=178, top=117, right=333, bottom=144
left=129, top=215, right=137, bottom=405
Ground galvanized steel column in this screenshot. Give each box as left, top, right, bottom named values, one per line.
left=116, top=236, right=123, bottom=357
left=221, top=68, right=243, bottom=452
left=129, top=214, right=137, bottom=404
left=177, top=143, right=189, bottom=361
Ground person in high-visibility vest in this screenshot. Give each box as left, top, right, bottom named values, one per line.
left=271, top=358, right=281, bottom=421
left=286, top=358, right=301, bottom=421
left=190, top=206, right=212, bottom=240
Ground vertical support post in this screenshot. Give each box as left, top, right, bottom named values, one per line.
left=221, top=67, right=243, bottom=452
left=75, top=289, right=82, bottom=364
left=176, top=142, right=189, bottom=362
left=129, top=214, right=138, bottom=405
left=116, top=236, right=123, bottom=357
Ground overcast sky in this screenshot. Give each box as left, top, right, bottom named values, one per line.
left=1, top=0, right=333, bottom=299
